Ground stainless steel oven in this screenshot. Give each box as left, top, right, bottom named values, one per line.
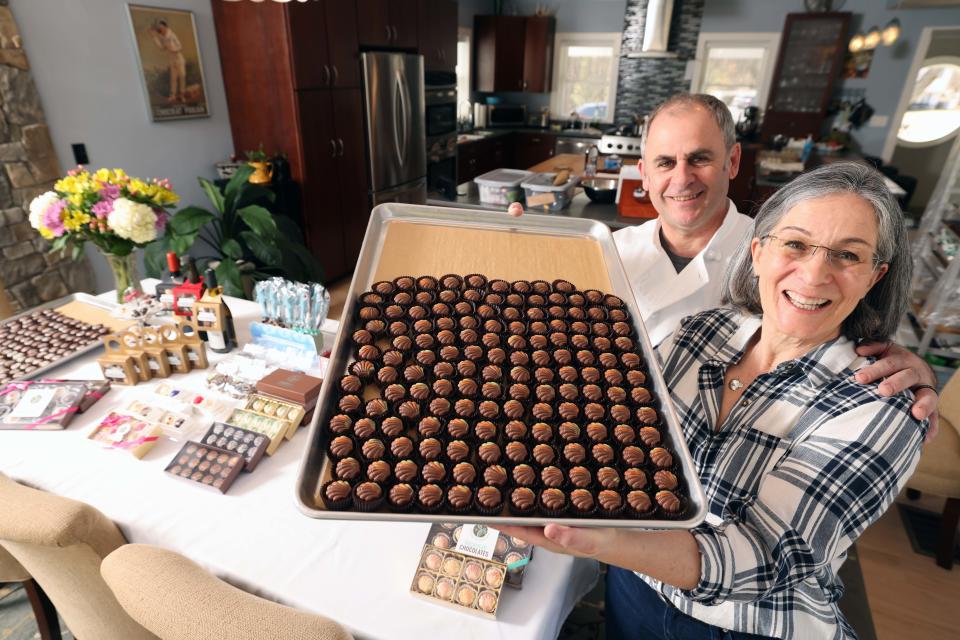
left=425, top=84, right=458, bottom=198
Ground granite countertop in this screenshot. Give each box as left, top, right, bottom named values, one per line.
left=426, top=180, right=650, bottom=230
left=457, top=127, right=604, bottom=144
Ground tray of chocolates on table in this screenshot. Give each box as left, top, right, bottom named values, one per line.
left=295, top=204, right=706, bottom=529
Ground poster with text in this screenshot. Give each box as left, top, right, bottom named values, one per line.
left=128, top=4, right=210, bottom=121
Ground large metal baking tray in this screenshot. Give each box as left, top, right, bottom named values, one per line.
left=3, top=292, right=120, bottom=382
left=295, top=203, right=707, bottom=529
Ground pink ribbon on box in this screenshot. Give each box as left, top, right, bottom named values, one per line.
left=93, top=413, right=158, bottom=451
left=40, top=378, right=106, bottom=402
left=0, top=381, right=34, bottom=397
left=109, top=434, right=159, bottom=450
left=20, top=406, right=78, bottom=431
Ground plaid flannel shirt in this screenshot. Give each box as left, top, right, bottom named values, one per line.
left=639, top=308, right=926, bottom=639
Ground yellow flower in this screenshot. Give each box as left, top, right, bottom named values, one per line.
left=127, top=178, right=149, bottom=195
left=68, top=193, right=84, bottom=207
left=37, top=226, right=53, bottom=240
left=62, top=209, right=91, bottom=232
left=153, top=188, right=179, bottom=206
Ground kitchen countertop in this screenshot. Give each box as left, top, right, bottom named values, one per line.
left=457, top=127, right=604, bottom=145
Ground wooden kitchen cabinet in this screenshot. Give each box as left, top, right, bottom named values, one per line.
left=287, top=0, right=360, bottom=89
left=760, top=12, right=850, bottom=141
left=417, top=0, right=458, bottom=73
left=513, top=132, right=555, bottom=170
left=357, top=0, right=418, bottom=49
left=474, top=15, right=555, bottom=93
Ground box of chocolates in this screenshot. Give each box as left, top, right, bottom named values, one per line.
left=123, top=399, right=206, bottom=438
left=0, top=381, right=87, bottom=430
left=425, top=522, right=533, bottom=589
left=256, top=368, right=323, bottom=417
left=410, top=543, right=506, bottom=618
left=243, top=394, right=305, bottom=440
left=164, top=441, right=244, bottom=493
left=86, top=412, right=163, bottom=458
left=226, top=408, right=289, bottom=455
left=199, top=423, right=269, bottom=471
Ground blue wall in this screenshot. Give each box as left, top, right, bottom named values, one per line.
left=702, top=0, right=960, bottom=157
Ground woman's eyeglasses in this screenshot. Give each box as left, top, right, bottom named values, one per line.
left=761, top=234, right=884, bottom=271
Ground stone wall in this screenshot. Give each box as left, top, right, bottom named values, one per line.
left=614, top=0, right=705, bottom=123
left=0, top=1, right=93, bottom=313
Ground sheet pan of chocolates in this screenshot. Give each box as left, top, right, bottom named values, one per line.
left=295, top=205, right=707, bottom=529
left=0, top=293, right=119, bottom=385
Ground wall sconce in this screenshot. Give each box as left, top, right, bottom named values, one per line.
left=882, top=18, right=901, bottom=46
left=849, top=33, right=865, bottom=53
left=863, top=26, right=881, bottom=50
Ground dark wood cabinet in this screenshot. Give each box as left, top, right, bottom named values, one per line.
left=417, top=0, right=458, bottom=73
left=357, top=0, right=418, bottom=49
left=761, top=12, right=850, bottom=141
left=286, top=1, right=360, bottom=89
left=512, top=132, right=555, bottom=169
left=474, top=15, right=555, bottom=93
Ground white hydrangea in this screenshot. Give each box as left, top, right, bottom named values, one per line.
left=108, top=198, right=158, bottom=244
left=28, top=191, right=58, bottom=229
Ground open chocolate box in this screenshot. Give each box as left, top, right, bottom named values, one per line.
left=294, top=204, right=706, bottom=529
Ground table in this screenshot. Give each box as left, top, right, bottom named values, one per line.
left=0, top=284, right=598, bottom=640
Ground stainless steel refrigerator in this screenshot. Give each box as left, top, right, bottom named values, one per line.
left=361, top=52, right=427, bottom=206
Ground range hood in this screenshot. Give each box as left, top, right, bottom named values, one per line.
left=625, top=0, right=678, bottom=59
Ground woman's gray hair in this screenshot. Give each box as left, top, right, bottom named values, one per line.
left=722, top=161, right=911, bottom=343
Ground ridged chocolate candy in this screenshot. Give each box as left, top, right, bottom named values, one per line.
left=558, top=366, right=578, bottom=382
left=505, top=420, right=528, bottom=440
left=487, top=348, right=506, bottom=364
left=505, top=441, right=528, bottom=463
left=559, top=422, right=581, bottom=442
left=419, top=484, right=443, bottom=507
left=339, top=395, right=361, bottom=413
left=533, top=443, right=556, bottom=465
left=584, top=403, right=605, bottom=421
left=390, top=483, right=414, bottom=506
left=417, top=416, right=441, bottom=437
left=453, top=462, right=477, bottom=484
left=382, top=349, right=403, bottom=366
left=433, top=379, right=454, bottom=397
left=607, top=386, right=627, bottom=403
left=509, top=384, right=530, bottom=401
left=355, top=482, right=382, bottom=502
left=512, top=464, right=536, bottom=486
left=403, top=365, right=425, bottom=382
left=581, top=367, right=601, bottom=383
left=503, top=400, right=525, bottom=419
left=362, top=439, right=385, bottom=460
left=632, top=387, right=653, bottom=404
left=415, top=334, right=435, bottom=349
left=395, top=459, right=418, bottom=482
left=330, top=436, right=353, bottom=457
left=455, top=399, right=476, bottom=417
left=458, top=378, right=478, bottom=397
left=398, top=401, right=420, bottom=420
left=625, top=468, right=648, bottom=489
left=447, top=440, right=470, bottom=462
left=384, top=384, right=406, bottom=402
left=582, top=385, right=603, bottom=402
left=474, top=420, right=497, bottom=440
left=367, top=460, right=392, bottom=482
left=479, top=400, right=499, bottom=419
left=391, top=436, right=414, bottom=458
left=614, top=424, right=636, bottom=444
left=484, top=464, right=508, bottom=486
left=422, top=461, right=446, bottom=482
left=447, top=485, right=472, bottom=509
left=510, top=487, right=535, bottom=510
left=446, top=418, right=469, bottom=438
left=335, top=457, right=360, bottom=480
left=340, top=375, right=362, bottom=393
left=610, top=404, right=630, bottom=423
left=654, top=470, right=678, bottom=490
left=597, top=466, right=621, bottom=489
left=458, top=360, right=477, bottom=377
left=604, top=369, right=624, bottom=386
left=598, top=490, right=622, bottom=512
left=429, top=397, right=451, bottom=416
left=325, top=480, right=351, bottom=501
left=377, top=366, right=398, bottom=385
left=541, top=466, right=564, bottom=488
left=622, top=446, right=645, bottom=467
left=564, top=443, right=586, bottom=464
left=656, top=490, right=681, bottom=513
left=586, top=422, right=607, bottom=441
left=329, top=414, right=352, bottom=433
left=532, top=403, right=553, bottom=420
left=569, top=466, right=592, bottom=487
left=650, top=447, right=673, bottom=468
left=540, top=488, right=567, bottom=511
left=419, top=438, right=442, bottom=460
left=477, top=485, right=502, bottom=508
left=570, top=489, right=594, bottom=512
left=478, top=442, right=501, bottom=464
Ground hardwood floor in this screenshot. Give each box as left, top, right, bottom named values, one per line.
left=858, top=492, right=960, bottom=640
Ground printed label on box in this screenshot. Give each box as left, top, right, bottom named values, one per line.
left=9, top=387, right=56, bottom=418
left=197, top=310, right=217, bottom=323
left=455, top=524, right=500, bottom=560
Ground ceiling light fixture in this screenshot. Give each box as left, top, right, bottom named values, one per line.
left=882, top=18, right=901, bottom=46
left=849, top=32, right=865, bottom=53
left=864, top=26, right=881, bottom=50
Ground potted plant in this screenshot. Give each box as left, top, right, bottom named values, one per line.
left=245, top=144, right=273, bottom=185
left=145, top=164, right=323, bottom=298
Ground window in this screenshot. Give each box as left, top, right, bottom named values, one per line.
left=897, top=58, right=960, bottom=146
left=550, top=33, right=621, bottom=124
left=456, top=28, right=471, bottom=124
left=690, top=32, right=780, bottom=124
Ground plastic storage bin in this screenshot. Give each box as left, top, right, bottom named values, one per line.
left=521, top=173, right=580, bottom=212
left=474, top=169, right=533, bottom=206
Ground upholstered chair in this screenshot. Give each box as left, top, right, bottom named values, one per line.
left=0, top=544, right=61, bottom=639
left=102, top=543, right=353, bottom=640
left=906, top=368, right=960, bottom=569
left=0, top=473, right=157, bottom=638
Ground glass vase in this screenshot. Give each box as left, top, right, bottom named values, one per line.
left=101, top=251, right=144, bottom=303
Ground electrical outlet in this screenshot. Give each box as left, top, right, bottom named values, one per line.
left=71, top=143, right=89, bottom=165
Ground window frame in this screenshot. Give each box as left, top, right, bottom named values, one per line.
left=895, top=55, right=960, bottom=148
left=549, top=31, right=622, bottom=124
left=689, top=31, right=781, bottom=115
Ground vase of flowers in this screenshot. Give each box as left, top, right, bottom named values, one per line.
left=28, top=167, right=179, bottom=303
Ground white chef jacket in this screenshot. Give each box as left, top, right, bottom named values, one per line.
left=612, top=200, right=754, bottom=347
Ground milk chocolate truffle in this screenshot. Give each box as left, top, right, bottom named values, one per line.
left=569, top=465, right=592, bottom=488
left=367, top=460, right=392, bottom=483
left=387, top=320, right=408, bottom=337
left=397, top=400, right=420, bottom=421
left=453, top=461, right=477, bottom=484
left=509, top=351, right=530, bottom=368
left=558, top=402, right=579, bottom=421
left=621, top=353, right=642, bottom=369
left=447, top=484, right=473, bottom=511
left=403, top=365, right=425, bottom=382
left=353, top=481, right=383, bottom=509
left=433, top=379, right=454, bottom=397
left=487, top=347, right=506, bottom=364
left=503, top=399, right=525, bottom=419
left=391, top=436, right=414, bottom=459
left=419, top=438, right=442, bottom=461
left=389, top=483, right=414, bottom=510
left=394, top=459, right=418, bottom=482
left=558, top=383, right=579, bottom=401
left=532, top=402, right=554, bottom=420
left=505, top=420, right=528, bottom=440
left=625, top=369, right=648, bottom=387
left=339, top=394, right=362, bottom=414
left=481, top=332, right=501, bottom=348
left=631, top=387, right=653, bottom=405
left=571, top=334, right=590, bottom=349
left=365, top=319, right=387, bottom=335
left=529, top=334, right=548, bottom=349
left=559, top=422, right=581, bottom=442
left=531, top=422, right=553, bottom=443
left=622, top=446, right=646, bottom=467
left=610, top=404, right=631, bottom=423
left=358, top=306, right=381, bottom=321
left=330, top=436, right=353, bottom=458
left=513, top=464, right=536, bottom=486
left=650, top=447, right=673, bottom=469
left=505, top=441, right=529, bottom=463
left=540, top=488, right=568, bottom=514
left=607, top=386, right=627, bottom=404
left=340, top=374, right=362, bottom=393
left=534, top=385, right=556, bottom=404
left=476, top=485, right=503, bottom=514
left=656, top=490, right=682, bottom=514
left=417, top=416, right=441, bottom=437
left=483, top=464, right=508, bottom=486
left=624, top=468, right=648, bottom=490
left=459, top=315, right=478, bottom=329
left=478, top=400, right=500, bottom=419
left=584, top=403, right=605, bottom=421
left=639, top=427, right=661, bottom=447
left=509, top=383, right=531, bottom=401
left=533, top=443, right=557, bottom=465
left=323, top=480, right=352, bottom=506
left=329, top=414, right=352, bottom=434
left=447, top=440, right=470, bottom=462
left=474, top=420, right=497, bottom=441
left=581, top=385, right=603, bottom=403
left=384, top=383, right=406, bottom=402
left=444, top=418, right=467, bottom=439
left=654, top=470, right=679, bottom=490
left=614, top=424, right=636, bottom=444
left=482, top=382, right=502, bottom=399
left=415, top=349, right=437, bottom=366
left=418, top=484, right=444, bottom=512
left=377, top=366, right=399, bottom=385
left=604, top=369, right=625, bottom=386
left=335, top=457, right=360, bottom=480
left=509, top=487, right=536, bottom=514
left=597, top=466, right=621, bottom=489
left=458, top=378, right=478, bottom=397
left=429, top=397, right=451, bottom=417
left=541, top=465, right=564, bottom=488
left=457, top=360, right=478, bottom=378
left=598, top=489, right=623, bottom=515
left=454, top=398, right=476, bottom=418
left=415, top=333, right=436, bottom=350
left=586, top=422, right=608, bottom=442
left=362, top=438, right=386, bottom=461
left=558, top=366, right=578, bottom=383
left=570, top=488, right=595, bottom=515
left=478, top=442, right=502, bottom=464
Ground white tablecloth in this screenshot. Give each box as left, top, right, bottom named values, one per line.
left=0, top=285, right=598, bottom=640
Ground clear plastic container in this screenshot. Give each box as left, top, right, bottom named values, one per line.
left=520, top=173, right=580, bottom=212
left=474, top=169, right=533, bottom=206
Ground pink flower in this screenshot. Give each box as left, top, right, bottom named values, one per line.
left=41, top=199, right=67, bottom=237
left=153, top=208, right=168, bottom=232
left=91, top=199, right=114, bottom=219
left=99, top=184, right=121, bottom=200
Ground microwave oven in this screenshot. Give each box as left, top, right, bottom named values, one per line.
left=487, top=104, right=527, bottom=127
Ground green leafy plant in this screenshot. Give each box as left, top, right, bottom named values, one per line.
left=245, top=144, right=268, bottom=162
left=144, top=165, right=324, bottom=298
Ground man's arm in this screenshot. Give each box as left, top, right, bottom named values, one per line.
left=854, top=341, right=939, bottom=440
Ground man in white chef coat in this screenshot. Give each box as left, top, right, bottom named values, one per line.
left=511, top=93, right=940, bottom=429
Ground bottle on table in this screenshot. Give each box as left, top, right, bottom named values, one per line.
left=172, top=256, right=205, bottom=319
left=584, top=145, right=599, bottom=177
left=193, top=268, right=236, bottom=353
left=156, top=252, right=183, bottom=312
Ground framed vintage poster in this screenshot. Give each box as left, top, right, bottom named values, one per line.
left=127, top=4, right=210, bottom=121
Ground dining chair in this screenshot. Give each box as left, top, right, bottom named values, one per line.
left=102, top=543, right=353, bottom=640
left=906, top=367, right=960, bottom=569
left=0, top=544, right=61, bottom=640
left=0, top=473, right=158, bottom=638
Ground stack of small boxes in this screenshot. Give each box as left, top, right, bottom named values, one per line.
left=97, top=323, right=207, bottom=386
